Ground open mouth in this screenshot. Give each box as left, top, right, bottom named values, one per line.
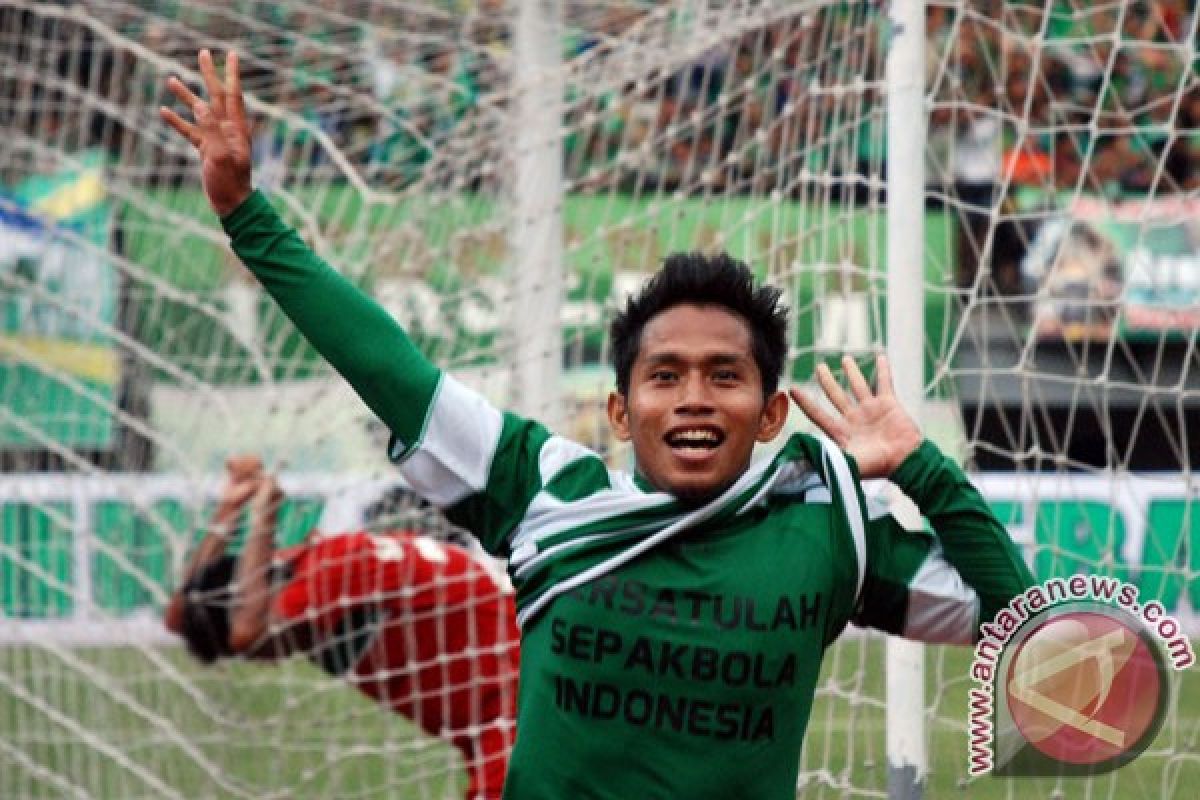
left=664, top=426, right=725, bottom=454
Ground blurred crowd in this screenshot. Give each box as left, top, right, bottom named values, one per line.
left=4, top=2, right=1198, bottom=212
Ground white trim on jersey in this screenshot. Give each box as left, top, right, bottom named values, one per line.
left=398, top=374, right=504, bottom=507
left=537, top=435, right=595, bottom=486
left=901, top=541, right=980, bottom=645
left=510, top=484, right=673, bottom=557
left=513, top=453, right=781, bottom=628
left=814, top=434, right=867, bottom=606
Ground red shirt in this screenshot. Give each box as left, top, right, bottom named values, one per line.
left=274, top=530, right=519, bottom=799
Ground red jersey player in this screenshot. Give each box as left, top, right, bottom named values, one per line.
left=165, top=456, right=520, bottom=799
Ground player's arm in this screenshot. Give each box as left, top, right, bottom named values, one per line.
left=863, top=441, right=1034, bottom=642
left=851, top=453, right=1033, bottom=644
left=226, top=475, right=305, bottom=659
left=792, top=354, right=1033, bottom=644
left=164, top=455, right=263, bottom=634
left=160, top=50, right=439, bottom=451
left=161, top=51, right=547, bottom=557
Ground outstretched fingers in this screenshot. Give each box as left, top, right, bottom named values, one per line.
left=159, top=106, right=201, bottom=147
left=842, top=355, right=874, bottom=403
left=161, top=75, right=213, bottom=147
left=874, top=352, right=896, bottom=398
left=815, top=362, right=853, bottom=414
left=788, top=387, right=848, bottom=444
left=225, top=51, right=249, bottom=136
left=164, top=75, right=201, bottom=109
left=197, top=49, right=226, bottom=118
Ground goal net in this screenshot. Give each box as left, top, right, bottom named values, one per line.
left=0, top=0, right=1196, bottom=798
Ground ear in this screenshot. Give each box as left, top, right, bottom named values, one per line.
left=607, top=391, right=632, bottom=442
left=756, top=390, right=789, bottom=443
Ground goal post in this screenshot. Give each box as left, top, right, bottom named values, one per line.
left=885, top=0, right=928, bottom=798
left=510, top=0, right=564, bottom=426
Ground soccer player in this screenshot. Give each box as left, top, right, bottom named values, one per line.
left=162, top=50, right=1034, bottom=799
left=165, top=455, right=519, bottom=800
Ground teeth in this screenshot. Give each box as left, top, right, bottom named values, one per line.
left=669, top=430, right=719, bottom=444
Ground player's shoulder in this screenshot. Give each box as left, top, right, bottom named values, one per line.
left=860, top=481, right=929, bottom=535
left=322, top=528, right=509, bottom=588
left=369, top=528, right=483, bottom=566
left=306, top=528, right=375, bottom=551
left=761, top=433, right=827, bottom=504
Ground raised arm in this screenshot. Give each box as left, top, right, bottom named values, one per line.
left=160, top=50, right=439, bottom=449
left=162, top=50, right=553, bottom=558
left=227, top=475, right=283, bottom=654
left=876, top=440, right=1034, bottom=636
left=792, top=355, right=1034, bottom=642
left=164, top=455, right=262, bottom=634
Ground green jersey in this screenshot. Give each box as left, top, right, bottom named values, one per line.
left=223, top=191, right=1035, bottom=800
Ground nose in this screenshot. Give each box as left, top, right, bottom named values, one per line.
left=675, top=373, right=715, bottom=414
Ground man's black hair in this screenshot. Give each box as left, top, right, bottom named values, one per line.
left=178, top=554, right=237, bottom=664
left=609, top=252, right=789, bottom=397
left=361, top=485, right=431, bottom=530
left=363, top=485, right=474, bottom=550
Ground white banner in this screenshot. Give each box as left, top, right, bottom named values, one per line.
left=975, top=472, right=1200, bottom=634
left=0, top=472, right=1197, bottom=642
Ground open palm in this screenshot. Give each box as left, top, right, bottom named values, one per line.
left=160, top=50, right=252, bottom=217
left=789, top=354, right=922, bottom=479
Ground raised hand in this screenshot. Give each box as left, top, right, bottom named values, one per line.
left=788, top=353, right=923, bottom=479
left=225, top=454, right=263, bottom=483
left=214, top=453, right=264, bottom=518
left=160, top=49, right=252, bottom=217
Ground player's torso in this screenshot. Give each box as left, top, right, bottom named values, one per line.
left=504, top=499, right=856, bottom=800
left=354, top=591, right=519, bottom=727
left=299, top=533, right=519, bottom=734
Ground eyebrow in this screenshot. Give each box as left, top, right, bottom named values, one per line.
left=640, top=352, right=749, bottom=369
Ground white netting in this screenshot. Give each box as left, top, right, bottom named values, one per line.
left=0, top=0, right=1197, bottom=798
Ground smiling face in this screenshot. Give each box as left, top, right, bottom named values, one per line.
left=607, top=303, right=789, bottom=504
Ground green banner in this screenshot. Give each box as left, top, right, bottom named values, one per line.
left=0, top=150, right=117, bottom=450
left=123, top=189, right=956, bottom=386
